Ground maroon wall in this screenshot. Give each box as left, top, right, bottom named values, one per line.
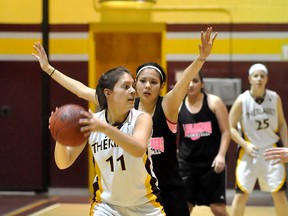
left=0, top=60, right=89, bottom=190
left=0, top=24, right=89, bottom=191
left=48, top=61, right=89, bottom=188
left=0, top=62, right=44, bottom=190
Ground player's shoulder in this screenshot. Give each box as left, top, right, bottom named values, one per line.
left=235, top=90, right=250, bottom=103
left=266, top=89, right=278, bottom=97
left=131, top=108, right=152, bottom=122
left=229, top=92, right=244, bottom=110
left=134, top=110, right=153, bottom=130
left=207, top=93, right=225, bottom=107
left=207, top=93, right=221, bottom=101
left=131, top=108, right=145, bottom=116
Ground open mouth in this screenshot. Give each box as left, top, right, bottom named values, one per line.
left=143, top=91, right=151, bottom=95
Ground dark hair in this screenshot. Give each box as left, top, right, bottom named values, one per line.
left=136, top=62, right=166, bottom=84
left=198, top=70, right=205, bottom=93
left=96, top=66, right=132, bottom=110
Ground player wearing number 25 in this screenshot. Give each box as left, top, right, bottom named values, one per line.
left=54, top=67, right=165, bottom=216
left=229, top=63, right=288, bottom=216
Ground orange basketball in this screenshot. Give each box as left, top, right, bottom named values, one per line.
left=50, top=104, right=87, bottom=146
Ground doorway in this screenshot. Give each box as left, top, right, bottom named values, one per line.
left=94, top=32, right=162, bottom=77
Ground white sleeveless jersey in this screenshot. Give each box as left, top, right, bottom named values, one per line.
left=240, top=90, right=279, bottom=148
left=88, top=108, right=160, bottom=206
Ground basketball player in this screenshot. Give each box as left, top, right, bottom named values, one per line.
left=132, top=28, right=216, bottom=214
left=32, top=27, right=217, bottom=216
left=229, top=63, right=288, bottom=216
left=53, top=66, right=165, bottom=215
left=177, top=71, right=230, bottom=215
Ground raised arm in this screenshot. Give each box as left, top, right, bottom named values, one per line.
left=32, top=42, right=97, bottom=105
left=162, top=27, right=217, bottom=123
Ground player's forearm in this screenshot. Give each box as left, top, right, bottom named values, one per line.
left=173, top=57, right=205, bottom=91
left=54, top=142, right=86, bottom=169
left=231, top=128, right=247, bottom=148
left=218, top=131, right=231, bottom=157
left=46, top=67, right=98, bottom=104
left=103, top=125, right=147, bottom=157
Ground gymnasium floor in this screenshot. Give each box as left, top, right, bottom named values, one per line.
left=0, top=188, right=278, bottom=216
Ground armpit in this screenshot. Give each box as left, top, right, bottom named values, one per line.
left=166, top=119, right=177, bottom=133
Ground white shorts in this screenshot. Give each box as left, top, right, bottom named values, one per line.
left=235, top=145, right=286, bottom=193
left=90, top=201, right=166, bottom=216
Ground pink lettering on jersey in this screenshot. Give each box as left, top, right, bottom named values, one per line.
left=150, top=137, right=164, bottom=154
left=183, top=121, right=212, bottom=140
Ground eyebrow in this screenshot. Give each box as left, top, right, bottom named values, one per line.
left=121, top=80, right=134, bottom=85
left=139, top=75, right=160, bottom=81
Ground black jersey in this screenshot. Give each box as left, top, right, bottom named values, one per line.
left=135, top=97, right=183, bottom=186
left=178, top=93, right=222, bottom=166
left=135, top=97, right=190, bottom=216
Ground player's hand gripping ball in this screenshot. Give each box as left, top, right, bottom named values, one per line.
left=50, top=104, right=87, bottom=146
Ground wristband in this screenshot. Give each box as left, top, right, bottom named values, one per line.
left=198, top=57, right=206, bottom=61
left=50, top=68, right=56, bottom=76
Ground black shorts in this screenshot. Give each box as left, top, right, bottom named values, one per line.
left=159, top=184, right=190, bottom=216
left=179, top=160, right=227, bottom=206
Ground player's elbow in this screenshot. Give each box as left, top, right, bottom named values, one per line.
left=126, top=142, right=146, bottom=157
left=56, top=164, right=69, bottom=170
left=134, top=151, right=145, bottom=158
left=55, top=160, right=73, bottom=170
left=133, top=145, right=147, bottom=157
left=54, top=152, right=74, bottom=170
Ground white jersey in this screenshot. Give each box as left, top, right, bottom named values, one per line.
left=89, top=108, right=160, bottom=207
left=240, top=90, right=279, bottom=148
left=236, top=90, right=286, bottom=193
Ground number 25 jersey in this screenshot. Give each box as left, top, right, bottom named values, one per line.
left=240, top=89, right=279, bottom=148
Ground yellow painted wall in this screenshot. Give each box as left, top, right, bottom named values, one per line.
left=1, top=0, right=288, bottom=24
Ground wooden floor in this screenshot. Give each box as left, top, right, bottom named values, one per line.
left=27, top=204, right=277, bottom=216
left=0, top=188, right=281, bottom=216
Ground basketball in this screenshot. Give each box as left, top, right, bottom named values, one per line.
left=50, top=104, right=87, bottom=146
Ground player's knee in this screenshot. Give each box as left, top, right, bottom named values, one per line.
left=231, top=193, right=249, bottom=208
left=271, top=190, right=287, bottom=202
left=210, top=204, right=228, bottom=216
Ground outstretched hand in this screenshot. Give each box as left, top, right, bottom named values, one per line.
left=264, top=147, right=288, bottom=165
left=198, top=27, right=217, bottom=60
left=32, top=42, right=51, bottom=73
